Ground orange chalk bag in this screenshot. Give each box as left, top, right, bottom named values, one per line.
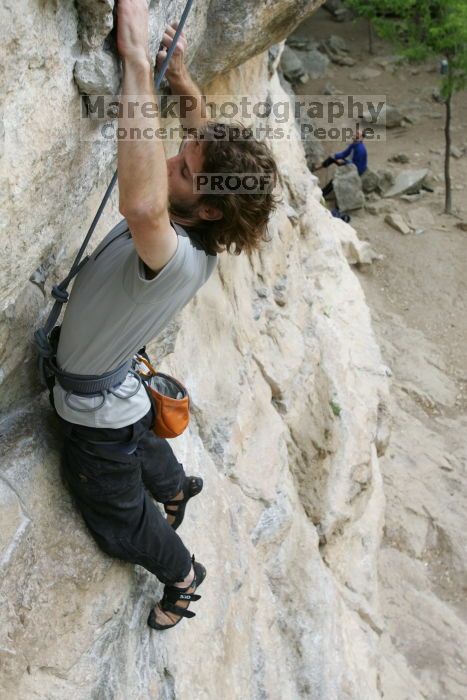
left=136, top=355, right=190, bottom=439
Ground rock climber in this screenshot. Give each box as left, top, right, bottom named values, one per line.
left=313, top=128, right=368, bottom=198
left=52, top=0, right=280, bottom=631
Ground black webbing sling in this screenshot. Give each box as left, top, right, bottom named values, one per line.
left=34, top=0, right=195, bottom=401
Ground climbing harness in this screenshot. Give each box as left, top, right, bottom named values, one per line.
left=34, top=0, right=195, bottom=409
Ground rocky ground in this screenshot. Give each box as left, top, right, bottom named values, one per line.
left=289, top=7, right=467, bottom=700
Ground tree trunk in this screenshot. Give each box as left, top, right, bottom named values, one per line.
left=444, top=87, right=452, bottom=215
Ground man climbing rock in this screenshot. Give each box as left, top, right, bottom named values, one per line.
left=313, top=128, right=368, bottom=198
left=52, top=0, right=280, bottom=631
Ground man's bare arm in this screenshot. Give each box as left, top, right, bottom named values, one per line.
left=168, top=66, right=210, bottom=133
left=117, top=0, right=176, bottom=274
left=158, top=22, right=210, bottom=133
left=118, top=59, right=168, bottom=215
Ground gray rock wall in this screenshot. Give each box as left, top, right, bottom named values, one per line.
left=0, top=2, right=390, bottom=698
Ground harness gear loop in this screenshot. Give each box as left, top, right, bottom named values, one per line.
left=33, top=0, right=195, bottom=400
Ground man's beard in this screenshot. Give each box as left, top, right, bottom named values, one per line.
left=168, top=194, right=199, bottom=223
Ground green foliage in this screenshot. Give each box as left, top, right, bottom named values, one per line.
left=346, top=0, right=467, bottom=97
left=346, top=0, right=414, bottom=22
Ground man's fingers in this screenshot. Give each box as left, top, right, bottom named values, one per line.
left=168, top=21, right=185, bottom=37
left=157, top=21, right=187, bottom=68
left=160, top=31, right=186, bottom=51
left=160, top=33, right=174, bottom=50
left=169, top=21, right=185, bottom=33
left=165, top=26, right=186, bottom=40
left=156, top=50, right=167, bottom=67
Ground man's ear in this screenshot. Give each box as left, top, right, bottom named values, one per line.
left=198, top=204, right=223, bottom=222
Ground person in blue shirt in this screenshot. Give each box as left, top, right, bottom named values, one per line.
left=313, top=129, right=368, bottom=197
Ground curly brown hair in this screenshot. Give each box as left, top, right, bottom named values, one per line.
left=169, top=120, right=282, bottom=256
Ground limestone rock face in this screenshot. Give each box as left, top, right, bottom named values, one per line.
left=0, top=2, right=391, bottom=698
left=67, top=0, right=324, bottom=96
left=189, top=0, right=325, bottom=85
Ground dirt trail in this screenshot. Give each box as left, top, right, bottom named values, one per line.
left=293, top=8, right=467, bottom=699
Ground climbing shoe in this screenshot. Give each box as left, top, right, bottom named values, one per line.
left=164, top=475, right=203, bottom=530
left=147, top=556, right=206, bottom=631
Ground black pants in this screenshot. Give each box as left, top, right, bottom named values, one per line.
left=55, top=403, right=192, bottom=585
left=321, top=156, right=337, bottom=197
left=322, top=179, right=334, bottom=197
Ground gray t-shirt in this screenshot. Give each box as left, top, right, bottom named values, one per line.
left=53, top=218, right=217, bottom=428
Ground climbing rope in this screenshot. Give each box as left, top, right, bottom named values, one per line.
left=34, top=0, right=195, bottom=382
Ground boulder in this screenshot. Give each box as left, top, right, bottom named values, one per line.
left=383, top=169, right=429, bottom=198
left=361, top=104, right=405, bottom=129
left=421, top=172, right=438, bottom=191
left=280, top=45, right=308, bottom=84
left=349, top=68, right=381, bottom=81
left=323, top=0, right=354, bottom=21
left=380, top=105, right=406, bottom=129
left=376, top=169, right=396, bottom=195
left=286, top=36, right=318, bottom=51
left=319, top=35, right=354, bottom=65
left=333, top=164, right=365, bottom=211
left=323, top=34, right=348, bottom=53
left=450, top=146, right=463, bottom=159
left=333, top=7, right=352, bottom=21
left=384, top=213, right=411, bottom=235
left=333, top=54, right=356, bottom=66
left=388, top=153, right=410, bottom=164
left=360, top=168, right=379, bottom=194
left=366, top=201, right=396, bottom=216
left=456, top=222, right=467, bottom=232
left=300, top=49, right=330, bottom=79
